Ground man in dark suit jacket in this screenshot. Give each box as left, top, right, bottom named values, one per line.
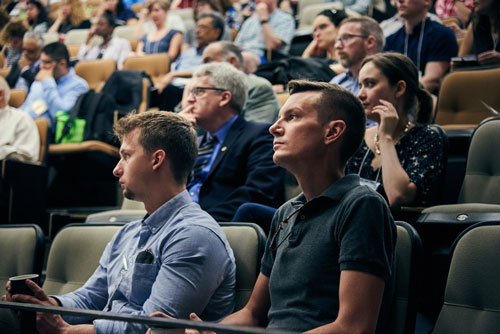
left=6, top=32, right=42, bottom=91
left=181, top=62, right=284, bottom=221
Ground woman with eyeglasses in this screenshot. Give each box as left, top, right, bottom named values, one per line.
left=302, top=9, right=347, bottom=70
left=346, top=52, right=444, bottom=207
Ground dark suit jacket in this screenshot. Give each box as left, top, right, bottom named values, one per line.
left=6, top=61, right=40, bottom=90
left=199, top=116, right=285, bottom=222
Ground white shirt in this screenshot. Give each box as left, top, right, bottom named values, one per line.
left=0, top=105, right=40, bottom=163
left=77, top=37, right=131, bottom=66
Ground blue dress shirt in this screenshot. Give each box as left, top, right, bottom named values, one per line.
left=188, top=115, right=239, bottom=203
left=55, top=190, right=236, bottom=334
left=20, top=68, right=88, bottom=127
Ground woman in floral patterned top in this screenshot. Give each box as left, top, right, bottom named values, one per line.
left=346, top=52, right=445, bottom=206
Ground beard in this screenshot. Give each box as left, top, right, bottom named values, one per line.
left=123, top=188, right=136, bottom=200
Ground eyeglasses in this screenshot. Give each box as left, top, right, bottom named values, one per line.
left=269, top=206, right=303, bottom=252
left=334, top=34, right=368, bottom=46
left=188, top=86, right=226, bottom=97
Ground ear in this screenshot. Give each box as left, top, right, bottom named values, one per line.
left=364, top=35, right=376, bottom=50
left=151, top=149, right=166, bottom=171
left=218, top=91, right=232, bottom=108
left=228, top=56, right=239, bottom=69
left=394, top=80, right=406, bottom=99
left=324, top=120, right=346, bottom=145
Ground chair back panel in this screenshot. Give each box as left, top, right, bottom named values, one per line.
left=34, top=118, right=48, bottom=165
left=43, top=224, right=122, bottom=296
left=458, top=119, right=500, bottom=203
left=64, top=29, right=90, bottom=45
left=390, top=222, right=422, bottom=334
left=122, top=54, right=170, bottom=84
left=433, top=223, right=500, bottom=334
left=74, top=59, right=116, bottom=91
left=8, top=89, right=26, bottom=108
left=435, top=68, right=500, bottom=127
left=0, top=225, right=44, bottom=334
left=220, top=223, right=266, bottom=312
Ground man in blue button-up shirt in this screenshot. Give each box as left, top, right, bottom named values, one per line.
left=20, top=42, right=88, bottom=127
left=6, top=111, right=236, bottom=334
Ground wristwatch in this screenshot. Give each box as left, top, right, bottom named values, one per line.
left=260, top=19, right=269, bottom=24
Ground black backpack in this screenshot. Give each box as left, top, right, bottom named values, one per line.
left=101, top=70, right=152, bottom=118
left=56, top=90, right=117, bottom=145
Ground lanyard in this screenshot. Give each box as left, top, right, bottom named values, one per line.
left=404, top=18, right=426, bottom=73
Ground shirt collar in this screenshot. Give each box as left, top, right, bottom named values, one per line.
left=290, top=174, right=361, bottom=207
left=56, top=67, right=75, bottom=85
left=209, top=114, right=238, bottom=143
left=141, top=190, right=193, bottom=234
left=408, top=17, right=429, bottom=35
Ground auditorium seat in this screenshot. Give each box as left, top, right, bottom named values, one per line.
left=434, top=67, right=500, bottom=130
left=8, top=89, right=26, bottom=108
left=432, top=222, right=500, bottom=334
left=74, top=59, right=116, bottom=91
left=296, top=2, right=360, bottom=34
left=390, top=222, right=423, bottom=334
left=0, top=224, right=44, bottom=333
left=43, top=223, right=122, bottom=295
left=219, top=223, right=266, bottom=311
left=64, top=29, right=90, bottom=46
left=85, top=198, right=146, bottom=224
left=122, top=53, right=170, bottom=85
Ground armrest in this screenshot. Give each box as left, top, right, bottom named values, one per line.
left=49, top=141, right=119, bottom=158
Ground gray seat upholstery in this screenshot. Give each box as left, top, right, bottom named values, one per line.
left=390, top=222, right=422, bottom=334
left=85, top=198, right=146, bottom=224
left=0, top=225, right=44, bottom=333
left=432, top=222, right=500, bottom=334
left=219, top=223, right=267, bottom=312
left=43, top=224, right=122, bottom=296
left=420, top=118, right=500, bottom=222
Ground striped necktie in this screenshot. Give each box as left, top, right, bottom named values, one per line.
left=188, top=135, right=217, bottom=187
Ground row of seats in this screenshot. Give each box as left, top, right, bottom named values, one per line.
left=0, top=222, right=266, bottom=332
left=2, top=220, right=499, bottom=333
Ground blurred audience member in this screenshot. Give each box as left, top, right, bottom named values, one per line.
left=1, top=20, right=28, bottom=68
left=153, top=11, right=224, bottom=110
left=48, top=0, right=91, bottom=35
left=0, top=76, right=39, bottom=163
left=26, top=0, right=50, bottom=33
left=199, top=41, right=280, bottom=123
left=77, top=12, right=131, bottom=68
left=20, top=42, right=88, bottom=127
left=330, top=17, right=384, bottom=97
left=6, top=0, right=29, bottom=17
left=457, top=0, right=500, bottom=65
left=384, top=0, right=458, bottom=93
left=347, top=52, right=444, bottom=206
left=102, top=0, right=138, bottom=25
left=6, top=31, right=42, bottom=91
left=135, top=0, right=183, bottom=60
left=235, top=0, right=295, bottom=61
left=180, top=62, right=284, bottom=221
left=435, top=0, right=473, bottom=24
left=302, top=9, right=348, bottom=73
left=183, top=0, right=233, bottom=48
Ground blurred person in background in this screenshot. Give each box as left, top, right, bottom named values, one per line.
left=48, top=0, right=91, bottom=35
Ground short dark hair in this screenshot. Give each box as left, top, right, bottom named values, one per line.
left=27, top=0, right=49, bottom=26
left=114, top=111, right=198, bottom=184
left=317, top=8, right=348, bottom=27
left=288, top=80, right=366, bottom=164
left=100, top=11, right=116, bottom=29
left=198, top=11, right=225, bottom=40
left=42, top=42, right=70, bottom=65
left=1, top=20, right=28, bottom=43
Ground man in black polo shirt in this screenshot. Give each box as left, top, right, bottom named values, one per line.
left=171, top=81, right=396, bottom=334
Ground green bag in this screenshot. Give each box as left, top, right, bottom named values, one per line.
left=55, top=111, right=86, bottom=144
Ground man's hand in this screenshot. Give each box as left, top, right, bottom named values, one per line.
left=17, top=55, right=31, bottom=69
left=185, top=313, right=215, bottom=334
left=256, top=2, right=269, bottom=22
left=7, top=280, right=71, bottom=334
left=155, top=73, right=174, bottom=93
left=179, top=104, right=197, bottom=127
left=35, top=67, right=54, bottom=81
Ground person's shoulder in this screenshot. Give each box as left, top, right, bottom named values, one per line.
left=426, top=18, right=456, bottom=39
left=273, top=9, right=294, bottom=21
left=247, top=73, right=273, bottom=88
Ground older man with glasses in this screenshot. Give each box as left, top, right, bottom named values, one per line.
left=180, top=62, right=284, bottom=222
